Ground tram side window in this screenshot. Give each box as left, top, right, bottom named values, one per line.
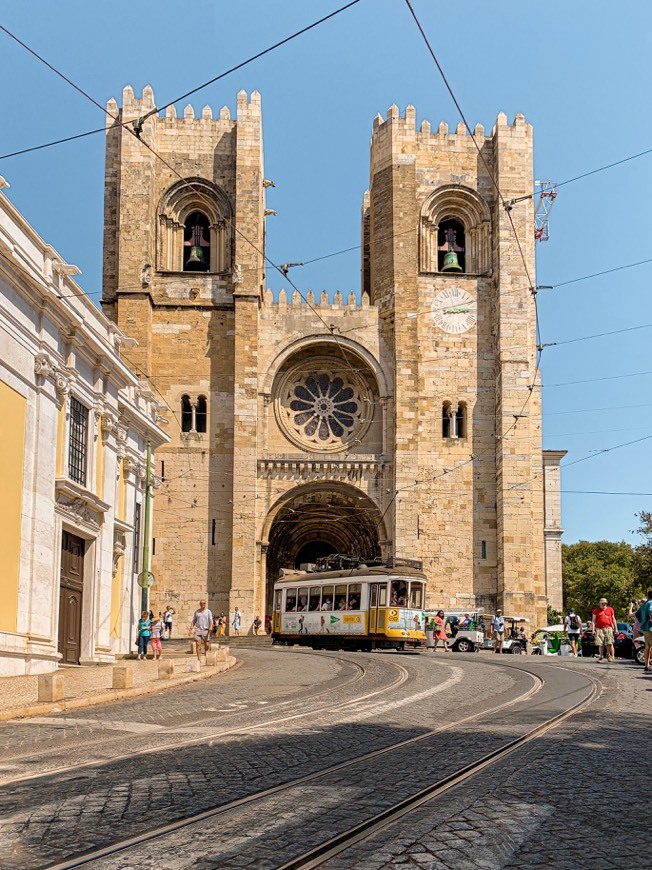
left=297, top=592, right=309, bottom=612
left=285, top=589, right=298, bottom=612
left=379, top=584, right=388, bottom=606
left=309, top=587, right=321, bottom=612
left=274, top=590, right=282, bottom=612
left=335, top=585, right=348, bottom=611
left=321, top=586, right=334, bottom=610
left=390, top=580, right=408, bottom=606
left=409, top=583, right=423, bottom=609
left=348, top=583, right=361, bottom=611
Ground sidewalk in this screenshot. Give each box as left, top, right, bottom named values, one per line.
left=0, top=643, right=237, bottom=722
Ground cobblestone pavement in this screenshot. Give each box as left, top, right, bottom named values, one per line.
left=320, top=658, right=651, bottom=870
left=1, top=652, right=635, bottom=870
left=0, top=650, right=528, bottom=869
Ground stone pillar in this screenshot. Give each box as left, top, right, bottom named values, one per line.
left=38, top=672, right=64, bottom=703
left=543, top=450, right=567, bottom=613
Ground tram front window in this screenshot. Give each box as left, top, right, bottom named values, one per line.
left=379, top=585, right=388, bottom=606
left=348, top=583, right=361, bottom=611
left=286, top=589, right=298, bottom=612
left=309, top=587, right=321, bottom=611
left=321, top=586, right=334, bottom=611
left=274, top=590, right=282, bottom=611
left=335, top=585, right=348, bottom=611
left=391, top=579, right=408, bottom=606
left=409, top=583, right=424, bottom=609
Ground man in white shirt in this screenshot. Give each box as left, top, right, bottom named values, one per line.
left=189, top=599, right=213, bottom=663
left=491, top=609, right=505, bottom=654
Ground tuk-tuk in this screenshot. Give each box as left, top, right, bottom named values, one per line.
left=480, top=615, right=530, bottom=654
left=424, top=610, right=485, bottom=652
left=531, top=624, right=565, bottom=655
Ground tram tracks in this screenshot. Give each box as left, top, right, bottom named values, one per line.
left=0, top=650, right=404, bottom=787
left=41, top=660, right=557, bottom=870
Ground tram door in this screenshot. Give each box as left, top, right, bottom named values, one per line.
left=368, top=583, right=387, bottom=633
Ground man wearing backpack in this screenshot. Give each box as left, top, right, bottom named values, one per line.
left=564, top=608, right=582, bottom=656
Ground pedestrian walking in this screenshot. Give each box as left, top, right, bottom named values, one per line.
left=629, top=599, right=646, bottom=639
left=253, top=615, right=262, bottom=636
left=232, top=607, right=241, bottom=636
left=591, top=597, right=618, bottom=662
left=432, top=610, right=449, bottom=652
left=491, top=609, right=505, bottom=654
left=634, top=591, right=652, bottom=673
left=137, top=610, right=152, bottom=660
left=163, top=606, right=175, bottom=638
left=150, top=616, right=164, bottom=660
left=189, top=599, right=213, bottom=663
left=563, top=608, right=582, bottom=656
left=216, top=612, right=226, bottom=637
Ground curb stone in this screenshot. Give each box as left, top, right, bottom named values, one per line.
left=0, top=656, right=240, bottom=723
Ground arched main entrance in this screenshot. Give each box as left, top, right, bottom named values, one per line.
left=263, top=484, right=386, bottom=613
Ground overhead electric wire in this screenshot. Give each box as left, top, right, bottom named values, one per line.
left=545, top=370, right=652, bottom=388
left=562, top=433, right=652, bottom=469
left=545, top=256, right=652, bottom=289
left=0, top=2, right=363, bottom=160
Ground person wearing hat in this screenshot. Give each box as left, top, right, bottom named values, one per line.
left=563, top=608, right=582, bottom=656
left=491, top=609, right=505, bottom=654
left=591, top=597, right=617, bottom=662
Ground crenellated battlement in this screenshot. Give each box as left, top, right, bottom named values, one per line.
left=105, top=85, right=261, bottom=127
left=371, top=103, right=531, bottom=142
left=263, top=289, right=371, bottom=310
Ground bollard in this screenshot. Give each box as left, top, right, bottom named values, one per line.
left=112, top=665, right=134, bottom=689
left=158, top=661, right=175, bottom=680
left=38, top=672, right=64, bottom=703
left=205, top=650, right=218, bottom=667
left=187, top=659, right=201, bottom=673
left=189, top=639, right=196, bottom=655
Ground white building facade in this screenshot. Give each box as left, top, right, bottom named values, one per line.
left=0, top=179, right=169, bottom=676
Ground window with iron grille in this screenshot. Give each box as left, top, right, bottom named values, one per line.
left=68, top=397, right=89, bottom=486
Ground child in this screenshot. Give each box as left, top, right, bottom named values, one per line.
left=149, top=615, right=164, bottom=660
left=253, top=615, right=262, bottom=636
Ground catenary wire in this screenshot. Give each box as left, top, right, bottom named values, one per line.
left=0, top=2, right=363, bottom=160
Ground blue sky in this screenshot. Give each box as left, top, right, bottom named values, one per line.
left=1, top=0, right=650, bottom=546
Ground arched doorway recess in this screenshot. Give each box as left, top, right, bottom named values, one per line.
left=263, top=483, right=386, bottom=612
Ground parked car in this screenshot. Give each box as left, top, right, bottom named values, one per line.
left=633, top=636, right=645, bottom=666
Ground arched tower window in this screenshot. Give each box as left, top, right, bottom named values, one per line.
left=181, top=395, right=192, bottom=433
left=437, top=218, right=465, bottom=273
left=183, top=212, right=211, bottom=272
left=196, top=395, right=207, bottom=433
left=456, top=402, right=467, bottom=439
left=420, top=185, right=491, bottom=275
left=158, top=178, right=232, bottom=274
left=442, top=401, right=453, bottom=438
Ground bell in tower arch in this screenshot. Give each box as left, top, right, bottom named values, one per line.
left=438, top=220, right=465, bottom=273
left=183, top=211, right=211, bottom=272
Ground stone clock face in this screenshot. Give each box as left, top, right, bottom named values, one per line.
left=432, top=287, right=477, bottom=334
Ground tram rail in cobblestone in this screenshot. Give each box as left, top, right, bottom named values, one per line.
left=42, top=661, right=559, bottom=870
left=279, top=669, right=601, bottom=869
left=1, top=650, right=409, bottom=787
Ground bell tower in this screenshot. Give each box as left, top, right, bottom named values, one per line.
left=102, top=86, right=265, bottom=624
left=364, top=105, right=547, bottom=626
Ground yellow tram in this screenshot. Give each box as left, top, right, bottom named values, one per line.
left=271, top=564, right=427, bottom=650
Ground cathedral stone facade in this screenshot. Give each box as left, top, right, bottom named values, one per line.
left=102, top=87, right=564, bottom=631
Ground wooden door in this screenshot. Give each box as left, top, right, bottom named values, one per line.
left=58, top=531, right=85, bottom=664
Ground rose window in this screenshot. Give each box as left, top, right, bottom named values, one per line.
left=277, top=368, right=370, bottom=451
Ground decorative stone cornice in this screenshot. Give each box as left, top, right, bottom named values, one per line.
left=34, top=352, right=72, bottom=396
left=258, top=457, right=389, bottom=484
left=34, top=352, right=55, bottom=379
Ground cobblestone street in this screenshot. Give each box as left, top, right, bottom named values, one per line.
left=0, top=649, right=648, bottom=869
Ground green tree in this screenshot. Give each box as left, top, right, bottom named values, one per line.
left=634, top=511, right=652, bottom=589
left=562, top=540, right=644, bottom=621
